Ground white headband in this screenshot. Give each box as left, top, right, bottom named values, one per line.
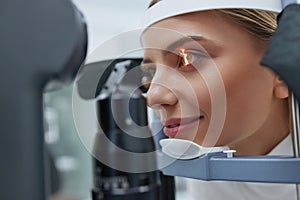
left=141, top=0, right=283, bottom=28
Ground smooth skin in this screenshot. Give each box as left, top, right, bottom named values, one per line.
left=142, top=11, right=289, bottom=155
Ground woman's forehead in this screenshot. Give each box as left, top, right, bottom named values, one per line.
left=141, top=11, right=228, bottom=50
left=141, top=10, right=261, bottom=62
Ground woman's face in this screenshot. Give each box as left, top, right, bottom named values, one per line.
left=142, top=11, right=282, bottom=147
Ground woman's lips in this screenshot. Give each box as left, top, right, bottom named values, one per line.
left=163, top=116, right=203, bottom=138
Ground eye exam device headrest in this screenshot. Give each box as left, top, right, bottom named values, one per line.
left=141, top=0, right=284, bottom=28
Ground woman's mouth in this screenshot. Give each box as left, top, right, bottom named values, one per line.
left=163, top=116, right=204, bottom=138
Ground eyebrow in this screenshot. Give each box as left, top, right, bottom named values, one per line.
left=168, top=35, right=218, bottom=51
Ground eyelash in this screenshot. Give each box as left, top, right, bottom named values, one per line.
left=177, top=49, right=207, bottom=72
left=141, top=49, right=207, bottom=88
left=141, top=64, right=156, bottom=89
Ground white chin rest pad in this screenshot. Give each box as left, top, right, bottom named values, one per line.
left=160, top=138, right=229, bottom=160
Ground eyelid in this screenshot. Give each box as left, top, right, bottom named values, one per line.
left=179, top=49, right=208, bottom=57
left=178, top=49, right=208, bottom=67
left=140, top=63, right=156, bottom=89
left=141, top=63, right=156, bottom=76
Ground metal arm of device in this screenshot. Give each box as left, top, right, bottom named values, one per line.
left=158, top=152, right=300, bottom=183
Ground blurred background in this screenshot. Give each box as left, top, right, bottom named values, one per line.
left=44, top=0, right=191, bottom=199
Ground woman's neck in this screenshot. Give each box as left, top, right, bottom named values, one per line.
left=230, top=99, right=289, bottom=156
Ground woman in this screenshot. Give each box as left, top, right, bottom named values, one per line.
left=141, top=0, right=297, bottom=199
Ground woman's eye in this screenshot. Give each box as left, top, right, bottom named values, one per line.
left=142, top=65, right=156, bottom=78
left=140, top=64, right=156, bottom=89
left=178, top=49, right=207, bottom=72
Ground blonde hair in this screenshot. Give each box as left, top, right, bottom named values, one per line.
left=148, top=0, right=277, bottom=48
left=217, top=9, right=277, bottom=47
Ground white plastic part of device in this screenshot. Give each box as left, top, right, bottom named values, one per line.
left=141, top=0, right=282, bottom=28
left=160, top=138, right=229, bottom=160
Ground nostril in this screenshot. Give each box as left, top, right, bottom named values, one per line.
left=148, top=104, right=161, bottom=110
left=145, top=93, right=156, bottom=107
left=146, top=85, right=178, bottom=108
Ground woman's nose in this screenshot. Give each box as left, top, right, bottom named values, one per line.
left=146, top=82, right=177, bottom=108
